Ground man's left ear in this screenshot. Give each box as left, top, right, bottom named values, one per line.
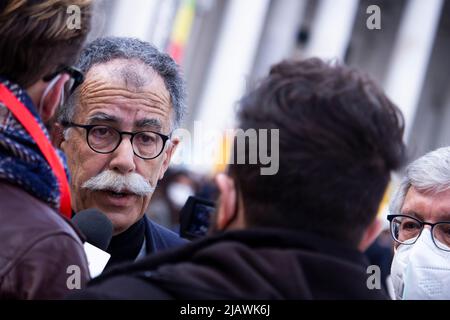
left=358, top=218, right=383, bottom=252
left=158, top=137, right=180, bottom=180
left=40, top=74, right=69, bottom=122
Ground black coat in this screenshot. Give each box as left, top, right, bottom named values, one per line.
left=69, top=228, right=389, bottom=300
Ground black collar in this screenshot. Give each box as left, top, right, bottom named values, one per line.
left=104, top=217, right=145, bottom=270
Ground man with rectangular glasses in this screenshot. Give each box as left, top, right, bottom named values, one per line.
left=389, top=147, right=450, bottom=299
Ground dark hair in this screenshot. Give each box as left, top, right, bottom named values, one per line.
left=230, top=58, right=406, bottom=247
left=0, top=0, right=92, bottom=88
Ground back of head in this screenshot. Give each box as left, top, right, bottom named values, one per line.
left=0, top=0, right=92, bottom=88
left=230, top=58, right=406, bottom=247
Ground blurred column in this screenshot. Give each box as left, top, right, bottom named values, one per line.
left=106, top=0, right=159, bottom=41
left=383, top=0, right=444, bottom=141
left=182, top=0, right=227, bottom=127
left=405, top=0, right=450, bottom=160
left=304, top=0, right=360, bottom=60
left=250, top=0, right=308, bottom=83
left=191, top=0, right=270, bottom=173
left=149, top=0, right=179, bottom=50
left=345, top=0, right=407, bottom=85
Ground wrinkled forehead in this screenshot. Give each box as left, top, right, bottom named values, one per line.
left=402, top=186, right=450, bottom=222
left=76, top=59, right=174, bottom=131
left=87, top=59, right=163, bottom=87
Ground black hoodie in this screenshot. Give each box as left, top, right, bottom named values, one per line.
left=68, top=228, right=389, bottom=300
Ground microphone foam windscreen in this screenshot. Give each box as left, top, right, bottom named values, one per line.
left=72, top=208, right=113, bottom=251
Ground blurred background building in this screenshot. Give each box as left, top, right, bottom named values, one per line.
left=86, top=0, right=450, bottom=231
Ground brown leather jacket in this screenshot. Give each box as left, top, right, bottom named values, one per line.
left=0, top=183, right=90, bottom=299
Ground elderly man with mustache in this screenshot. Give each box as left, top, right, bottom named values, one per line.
left=56, top=37, right=187, bottom=269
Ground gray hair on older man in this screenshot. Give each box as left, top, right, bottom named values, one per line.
left=389, top=147, right=450, bottom=215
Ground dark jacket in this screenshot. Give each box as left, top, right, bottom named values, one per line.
left=144, top=215, right=187, bottom=253
left=0, top=183, right=90, bottom=299
left=69, top=228, right=389, bottom=300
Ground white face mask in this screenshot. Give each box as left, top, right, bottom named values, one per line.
left=391, top=228, right=450, bottom=299
left=167, top=183, right=194, bottom=209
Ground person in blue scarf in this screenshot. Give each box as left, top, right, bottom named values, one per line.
left=0, top=0, right=92, bottom=299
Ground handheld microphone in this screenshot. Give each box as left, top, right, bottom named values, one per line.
left=72, top=209, right=113, bottom=278
left=72, top=208, right=113, bottom=250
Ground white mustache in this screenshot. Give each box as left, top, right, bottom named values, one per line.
left=81, top=170, right=155, bottom=196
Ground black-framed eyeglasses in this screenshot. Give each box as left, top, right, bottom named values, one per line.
left=63, top=122, right=170, bottom=160
left=387, top=214, right=450, bottom=251
left=42, top=65, right=84, bottom=95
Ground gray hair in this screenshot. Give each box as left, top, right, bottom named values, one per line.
left=390, top=147, right=450, bottom=215
left=58, top=36, right=186, bottom=128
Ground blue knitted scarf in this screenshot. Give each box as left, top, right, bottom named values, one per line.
left=0, top=77, right=70, bottom=212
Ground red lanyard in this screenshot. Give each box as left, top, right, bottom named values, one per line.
left=0, top=84, right=72, bottom=219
